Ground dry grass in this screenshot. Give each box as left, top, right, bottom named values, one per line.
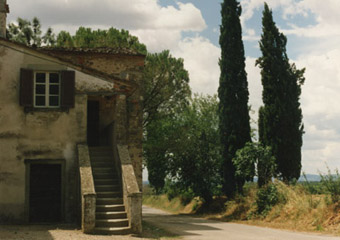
left=143, top=194, right=197, bottom=215
left=143, top=181, right=340, bottom=236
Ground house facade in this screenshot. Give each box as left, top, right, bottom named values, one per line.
left=0, top=7, right=144, bottom=233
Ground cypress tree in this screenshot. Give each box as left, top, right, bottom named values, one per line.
left=218, top=0, right=251, bottom=197
left=256, top=3, right=305, bottom=182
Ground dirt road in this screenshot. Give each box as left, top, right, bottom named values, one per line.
left=143, top=206, right=340, bottom=240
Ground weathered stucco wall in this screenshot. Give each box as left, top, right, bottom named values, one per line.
left=0, top=44, right=113, bottom=223
left=53, top=51, right=144, bottom=190
left=0, top=41, right=145, bottom=228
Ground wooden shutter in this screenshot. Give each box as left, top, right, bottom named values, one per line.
left=20, top=68, right=34, bottom=107
left=60, top=70, right=75, bottom=108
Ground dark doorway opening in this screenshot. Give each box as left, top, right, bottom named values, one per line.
left=87, top=100, right=100, bottom=146
left=29, top=164, right=62, bottom=223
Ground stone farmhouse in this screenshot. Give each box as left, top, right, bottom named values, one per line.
left=0, top=0, right=144, bottom=234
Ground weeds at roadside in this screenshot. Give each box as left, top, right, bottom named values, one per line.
left=143, top=179, right=340, bottom=236
left=319, top=167, right=340, bottom=204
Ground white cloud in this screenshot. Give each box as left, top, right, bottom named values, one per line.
left=240, top=0, right=340, bottom=174
left=246, top=57, right=262, bottom=116
left=7, top=0, right=206, bottom=56
left=7, top=0, right=206, bottom=36
left=245, top=50, right=340, bottom=174
left=294, top=48, right=340, bottom=174
left=240, top=0, right=307, bottom=22
left=172, top=37, right=220, bottom=95
left=241, top=0, right=340, bottom=47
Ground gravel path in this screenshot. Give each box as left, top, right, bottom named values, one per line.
left=143, top=206, right=340, bottom=240
left=0, top=225, right=147, bottom=240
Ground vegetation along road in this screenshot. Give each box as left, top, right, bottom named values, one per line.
left=143, top=206, right=340, bottom=240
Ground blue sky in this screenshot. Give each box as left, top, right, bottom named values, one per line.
left=7, top=0, right=340, bottom=175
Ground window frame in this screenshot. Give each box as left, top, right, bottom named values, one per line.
left=33, top=71, right=61, bottom=108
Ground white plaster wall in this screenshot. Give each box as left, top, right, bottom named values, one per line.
left=0, top=45, right=111, bottom=222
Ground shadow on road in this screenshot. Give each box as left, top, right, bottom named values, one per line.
left=0, top=224, right=79, bottom=240
left=143, top=206, right=222, bottom=238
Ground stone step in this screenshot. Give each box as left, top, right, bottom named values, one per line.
left=92, top=167, right=116, bottom=174
left=96, top=198, right=123, bottom=205
left=96, top=211, right=127, bottom=219
left=89, top=146, right=112, bottom=151
left=91, top=161, right=114, bottom=167
left=94, top=226, right=131, bottom=235
left=95, top=185, right=121, bottom=192
left=90, top=156, right=113, bottom=161
left=96, top=219, right=129, bottom=228
left=93, top=173, right=119, bottom=179
left=94, top=179, right=120, bottom=185
left=96, top=204, right=125, bottom=212
left=96, top=191, right=122, bottom=198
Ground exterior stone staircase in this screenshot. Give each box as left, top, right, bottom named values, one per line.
left=89, top=147, right=130, bottom=235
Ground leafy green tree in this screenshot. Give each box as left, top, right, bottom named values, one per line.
left=31, top=17, right=42, bottom=47
left=42, top=27, right=56, bottom=46
left=7, top=18, right=32, bottom=45
left=7, top=17, right=54, bottom=47
left=256, top=144, right=276, bottom=187
left=218, top=0, right=251, bottom=197
left=143, top=51, right=191, bottom=193
left=56, top=31, right=74, bottom=47
left=144, top=116, right=175, bottom=193
left=56, top=27, right=147, bottom=54
left=142, top=50, right=191, bottom=127
left=145, top=95, right=222, bottom=203
left=256, top=3, right=305, bottom=182
left=233, top=142, right=276, bottom=188
left=7, top=17, right=40, bottom=46
left=171, top=95, right=222, bottom=203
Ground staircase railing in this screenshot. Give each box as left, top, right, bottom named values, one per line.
left=77, top=144, right=96, bottom=233
left=115, top=144, right=142, bottom=234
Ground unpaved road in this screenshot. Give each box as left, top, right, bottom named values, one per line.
left=143, top=205, right=340, bottom=240
left=0, top=225, right=141, bottom=240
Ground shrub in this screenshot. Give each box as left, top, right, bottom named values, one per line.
left=164, top=180, right=181, bottom=201
left=179, top=189, right=195, bottom=205
left=301, top=172, right=325, bottom=194
left=233, top=142, right=276, bottom=189
left=320, top=167, right=340, bottom=203
left=256, top=184, right=279, bottom=215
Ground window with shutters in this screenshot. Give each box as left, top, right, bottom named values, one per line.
left=34, top=72, right=61, bottom=108
left=20, top=68, right=75, bottom=110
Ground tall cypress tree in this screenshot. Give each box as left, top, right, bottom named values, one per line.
left=218, top=0, right=251, bottom=197
left=256, top=3, right=305, bottom=182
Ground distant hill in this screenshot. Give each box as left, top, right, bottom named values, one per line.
left=298, top=174, right=321, bottom=182
left=143, top=175, right=322, bottom=185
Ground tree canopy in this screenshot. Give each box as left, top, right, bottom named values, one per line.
left=256, top=3, right=305, bottom=182
left=142, top=50, right=191, bottom=127
left=144, top=94, right=222, bottom=202
left=218, top=0, right=251, bottom=197
left=7, top=19, right=147, bottom=54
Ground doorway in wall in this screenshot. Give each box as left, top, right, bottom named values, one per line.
left=87, top=100, right=100, bottom=146
left=29, top=164, right=62, bottom=222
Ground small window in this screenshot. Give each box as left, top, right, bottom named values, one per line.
left=34, top=72, right=60, bottom=108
